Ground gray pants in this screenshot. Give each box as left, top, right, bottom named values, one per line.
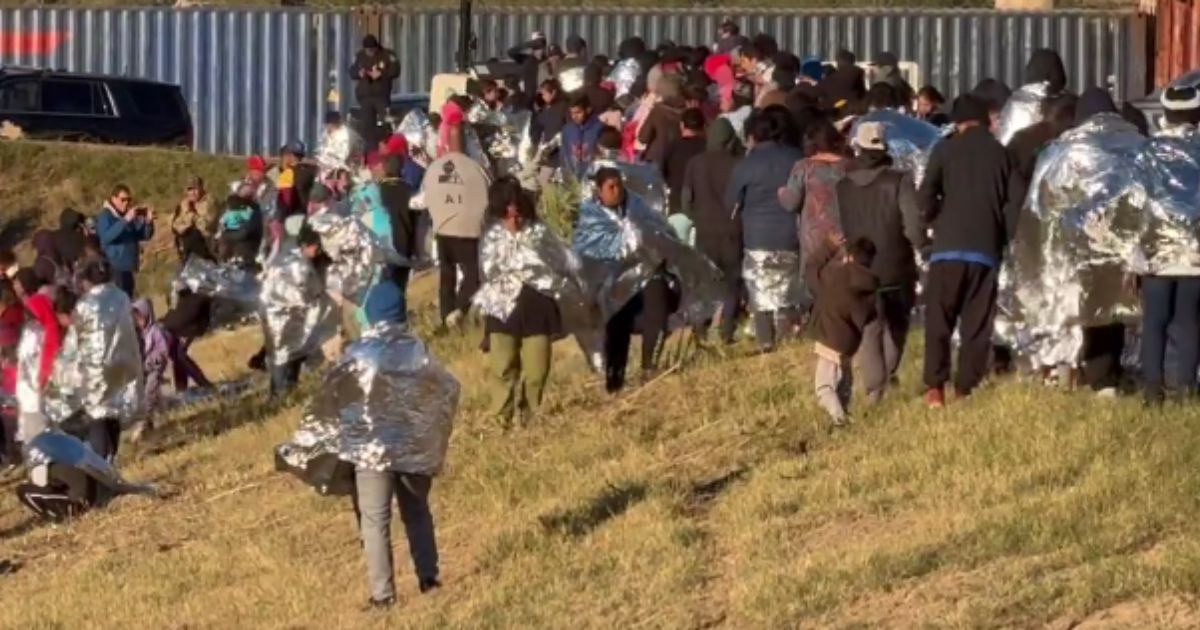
left=354, top=470, right=439, bottom=602
left=855, top=286, right=914, bottom=401
left=814, top=353, right=853, bottom=423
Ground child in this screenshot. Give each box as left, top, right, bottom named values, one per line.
left=131, top=299, right=170, bottom=437
left=807, top=236, right=880, bottom=426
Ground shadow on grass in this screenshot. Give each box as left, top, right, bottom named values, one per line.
left=0, top=517, right=39, bottom=543
left=687, top=467, right=749, bottom=511
left=539, top=480, right=649, bottom=538
left=0, top=206, right=42, bottom=249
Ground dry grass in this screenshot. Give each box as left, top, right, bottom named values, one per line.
left=1, top=140, right=1199, bottom=628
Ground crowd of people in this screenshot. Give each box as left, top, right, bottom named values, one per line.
left=4, top=21, right=1199, bottom=610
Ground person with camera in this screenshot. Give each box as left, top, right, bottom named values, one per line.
left=96, top=184, right=154, bottom=298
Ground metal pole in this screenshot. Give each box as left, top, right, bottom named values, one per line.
left=457, top=0, right=473, bottom=72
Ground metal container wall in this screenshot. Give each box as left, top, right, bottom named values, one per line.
left=0, top=7, right=1150, bottom=155
left=382, top=7, right=1148, bottom=102
left=0, top=7, right=355, bottom=155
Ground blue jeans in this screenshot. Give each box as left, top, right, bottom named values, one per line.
left=114, top=270, right=136, bottom=298
left=1140, top=276, right=1200, bottom=395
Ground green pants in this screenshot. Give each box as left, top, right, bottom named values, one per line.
left=490, top=333, right=552, bottom=424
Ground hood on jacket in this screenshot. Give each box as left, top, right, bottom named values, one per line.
left=1024, top=48, right=1068, bottom=94
left=707, top=117, right=740, bottom=154
left=844, top=154, right=894, bottom=186
left=132, top=298, right=157, bottom=326
left=1074, top=86, right=1118, bottom=125
left=59, top=208, right=84, bottom=231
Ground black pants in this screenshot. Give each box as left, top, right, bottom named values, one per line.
left=86, top=418, right=122, bottom=462
left=357, top=95, right=390, bottom=142
left=1081, top=323, right=1125, bottom=391
left=114, top=270, right=136, bottom=299
left=604, top=277, right=672, bottom=392
left=16, top=481, right=89, bottom=522
left=436, top=236, right=481, bottom=321
left=696, top=231, right=743, bottom=343
left=923, top=261, right=998, bottom=395
left=270, top=359, right=304, bottom=398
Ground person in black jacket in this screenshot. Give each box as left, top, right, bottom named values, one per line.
left=839, top=122, right=928, bottom=403
left=872, top=52, right=915, bottom=111
left=163, top=230, right=215, bottom=394
left=52, top=208, right=87, bottom=274
left=371, top=155, right=416, bottom=322
left=350, top=35, right=400, bottom=139
left=917, top=94, right=1015, bottom=407
left=818, top=49, right=866, bottom=109
left=531, top=79, right=569, bottom=147
left=507, top=31, right=549, bottom=101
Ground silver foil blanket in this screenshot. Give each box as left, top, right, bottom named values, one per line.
left=275, top=324, right=460, bottom=479
left=743, top=249, right=804, bottom=313
left=315, top=125, right=362, bottom=174
left=398, top=108, right=439, bottom=167
left=15, top=320, right=47, bottom=441
left=583, top=158, right=667, bottom=214
left=996, top=82, right=1050, bottom=146
left=473, top=221, right=596, bottom=332
left=559, top=66, right=586, bottom=93
left=259, top=249, right=339, bottom=367
left=24, top=430, right=156, bottom=495
left=996, top=114, right=1146, bottom=367
left=1129, top=125, right=1200, bottom=276
left=44, top=284, right=143, bottom=424
left=852, top=109, right=945, bottom=186
left=608, top=58, right=642, bottom=100
left=176, top=256, right=261, bottom=305
left=307, top=211, right=408, bottom=306
left=468, top=99, right=532, bottom=179
left=573, top=196, right=722, bottom=324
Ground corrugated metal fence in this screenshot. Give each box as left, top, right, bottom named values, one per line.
left=0, top=6, right=1150, bottom=155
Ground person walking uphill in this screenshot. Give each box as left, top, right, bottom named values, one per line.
left=96, top=184, right=154, bottom=298
left=838, top=122, right=928, bottom=403
left=726, top=110, right=806, bottom=352
left=918, top=94, right=1016, bottom=408
left=350, top=35, right=400, bottom=140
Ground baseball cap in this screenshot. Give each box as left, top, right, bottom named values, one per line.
left=382, top=134, right=408, bottom=157
left=853, top=122, right=887, bottom=151
left=246, top=155, right=267, bottom=172
left=281, top=140, right=307, bottom=158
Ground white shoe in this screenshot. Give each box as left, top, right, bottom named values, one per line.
left=1096, top=387, right=1119, bottom=399
left=444, top=310, right=463, bottom=329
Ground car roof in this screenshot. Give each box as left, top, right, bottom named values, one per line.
left=0, top=65, right=180, bottom=88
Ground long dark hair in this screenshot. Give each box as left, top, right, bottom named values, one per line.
left=486, top=176, right=538, bottom=225
left=803, top=118, right=845, bottom=157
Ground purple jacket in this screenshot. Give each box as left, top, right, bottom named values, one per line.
left=132, top=298, right=170, bottom=373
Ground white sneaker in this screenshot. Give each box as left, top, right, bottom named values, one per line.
left=444, top=310, right=463, bottom=329
left=1096, top=387, right=1119, bottom=399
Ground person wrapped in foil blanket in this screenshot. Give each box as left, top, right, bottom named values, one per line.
left=43, top=271, right=143, bottom=449
left=15, top=430, right=156, bottom=522
left=315, top=113, right=363, bottom=175
left=850, top=109, right=946, bottom=186
left=995, top=49, right=1069, bottom=146
left=306, top=211, right=408, bottom=309
left=259, top=248, right=339, bottom=371
left=996, top=113, right=1146, bottom=369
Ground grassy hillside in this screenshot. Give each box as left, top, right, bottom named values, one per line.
left=1, top=141, right=1199, bottom=628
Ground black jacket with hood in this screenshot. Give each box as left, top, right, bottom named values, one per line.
left=350, top=47, right=400, bottom=101
left=1024, top=48, right=1068, bottom=94
left=53, top=208, right=87, bottom=271
left=836, top=154, right=928, bottom=287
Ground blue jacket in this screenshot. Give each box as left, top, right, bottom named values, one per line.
left=96, top=205, right=154, bottom=272
left=561, top=116, right=606, bottom=180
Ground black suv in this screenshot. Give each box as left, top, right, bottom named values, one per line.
left=0, top=68, right=192, bottom=147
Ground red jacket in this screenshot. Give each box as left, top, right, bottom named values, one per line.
left=24, top=292, right=61, bottom=387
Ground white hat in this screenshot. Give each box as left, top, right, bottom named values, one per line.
left=853, top=121, right=887, bottom=151
left=1161, top=85, right=1200, bottom=111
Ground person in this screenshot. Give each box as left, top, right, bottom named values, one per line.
left=872, top=52, right=915, bottom=111
left=476, top=178, right=563, bottom=427
left=559, top=35, right=588, bottom=75
left=62, top=258, right=142, bottom=461
left=639, top=74, right=686, bottom=166
left=170, top=176, right=213, bottom=255
left=728, top=110, right=806, bottom=352
left=561, top=93, right=605, bottom=181
left=0, top=249, right=18, bottom=280
left=917, top=94, right=1015, bottom=407
left=350, top=35, right=400, bottom=138
left=12, top=268, right=61, bottom=390
left=818, top=49, right=866, bottom=109
left=162, top=230, right=214, bottom=396
left=916, top=86, right=950, bottom=126
left=714, top=19, right=749, bottom=55
left=580, top=169, right=679, bottom=392
left=268, top=225, right=333, bottom=397
left=780, top=119, right=849, bottom=263
left=31, top=230, right=66, bottom=288
left=15, top=431, right=155, bottom=522
left=1137, top=85, right=1200, bottom=405
left=807, top=236, right=879, bottom=426
left=0, top=282, right=22, bottom=352
left=1006, top=93, right=1080, bottom=236
left=316, top=111, right=363, bottom=172
left=507, top=31, right=550, bottom=100
left=837, top=122, right=928, bottom=403
left=972, top=78, right=1013, bottom=134
left=432, top=168, right=483, bottom=331
left=96, top=184, right=154, bottom=298
left=52, top=208, right=87, bottom=273
left=581, top=64, right=615, bottom=115
left=357, top=155, right=417, bottom=331
left=661, top=107, right=707, bottom=215
left=130, top=298, right=169, bottom=438
left=682, top=117, right=743, bottom=344
left=531, top=79, right=568, bottom=147
left=218, top=193, right=264, bottom=270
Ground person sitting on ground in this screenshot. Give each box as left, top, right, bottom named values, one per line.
left=807, top=236, right=879, bottom=427
left=130, top=298, right=169, bottom=440
left=218, top=192, right=264, bottom=270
